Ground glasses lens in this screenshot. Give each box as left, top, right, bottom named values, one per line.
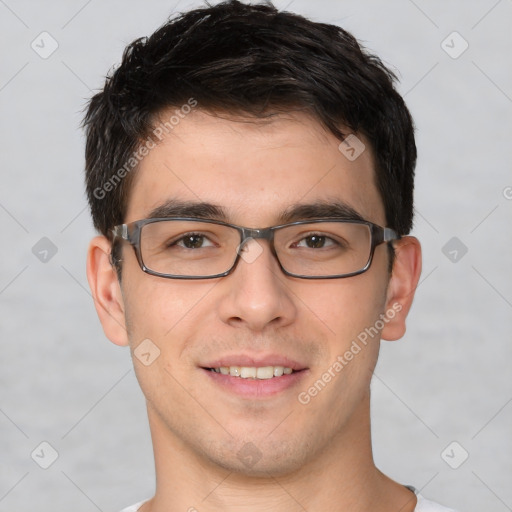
left=275, top=221, right=372, bottom=277
left=140, top=220, right=240, bottom=277
left=138, top=219, right=372, bottom=278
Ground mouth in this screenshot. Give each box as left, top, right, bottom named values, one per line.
left=205, top=365, right=297, bottom=379
left=200, top=356, right=309, bottom=398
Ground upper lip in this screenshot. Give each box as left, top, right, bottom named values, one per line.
left=202, top=354, right=307, bottom=371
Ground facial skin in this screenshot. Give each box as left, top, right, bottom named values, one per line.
left=87, top=110, right=422, bottom=512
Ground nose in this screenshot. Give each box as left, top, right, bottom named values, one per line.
left=216, top=238, right=297, bottom=332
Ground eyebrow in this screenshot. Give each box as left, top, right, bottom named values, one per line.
left=145, top=199, right=366, bottom=224
left=146, top=200, right=226, bottom=220
left=278, top=200, right=365, bottom=223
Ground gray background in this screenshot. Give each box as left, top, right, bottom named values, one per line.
left=0, top=0, right=511, bottom=510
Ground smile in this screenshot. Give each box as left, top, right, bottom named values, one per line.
left=208, top=365, right=294, bottom=379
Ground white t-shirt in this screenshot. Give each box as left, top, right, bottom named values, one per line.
left=119, top=486, right=460, bottom=511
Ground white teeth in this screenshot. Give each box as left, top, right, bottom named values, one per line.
left=240, top=366, right=257, bottom=378
left=273, top=366, right=284, bottom=377
left=256, top=366, right=274, bottom=379
left=211, top=365, right=295, bottom=379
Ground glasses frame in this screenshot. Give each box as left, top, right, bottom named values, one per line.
left=111, top=217, right=400, bottom=280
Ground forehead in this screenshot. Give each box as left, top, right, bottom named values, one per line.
left=125, top=109, right=385, bottom=226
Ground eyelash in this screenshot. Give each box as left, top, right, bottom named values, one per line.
left=168, top=232, right=342, bottom=249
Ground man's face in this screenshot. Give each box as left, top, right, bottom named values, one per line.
left=117, top=110, right=395, bottom=475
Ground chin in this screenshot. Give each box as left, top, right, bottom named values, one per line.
left=202, top=436, right=312, bottom=478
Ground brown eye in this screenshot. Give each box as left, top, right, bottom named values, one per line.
left=295, top=234, right=336, bottom=249
left=305, top=235, right=326, bottom=248
left=174, top=233, right=213, bottom=249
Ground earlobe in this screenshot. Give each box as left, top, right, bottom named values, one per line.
left=86, top=236, right=129, bottom=346
left=381, top=236, right=422, bottom=341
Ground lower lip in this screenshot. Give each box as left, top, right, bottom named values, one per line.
left=202, top=368, right=308, bottom=398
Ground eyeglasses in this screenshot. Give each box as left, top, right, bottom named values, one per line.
left=111, top=217, right=399, bottom=279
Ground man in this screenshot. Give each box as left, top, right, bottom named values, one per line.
left=83, top=1, right=459, bottom=510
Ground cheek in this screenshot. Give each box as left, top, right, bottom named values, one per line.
left=293, top=272, right=389, bottom=423
left=296, top=269, right=389, bottom=348
left=123, top=274, right=216, bottom=341
left=122, top=276, right=215, bottom=405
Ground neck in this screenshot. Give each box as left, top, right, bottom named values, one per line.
left=141, top=394, right=417, bottom=512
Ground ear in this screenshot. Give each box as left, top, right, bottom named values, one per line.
left=86, top=235, right=129, bottom=346
left=381, top=236, right=422, bottom=341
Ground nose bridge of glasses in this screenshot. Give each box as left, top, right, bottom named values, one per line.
left=241, top=227, right=273, bottom=241
left=237, top=227, right=277, bottom=260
